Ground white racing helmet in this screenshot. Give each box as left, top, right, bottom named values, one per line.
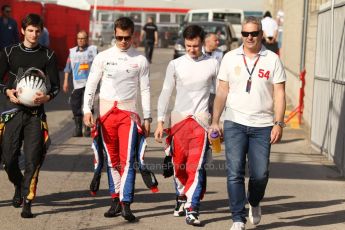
left=16, top=67, right=47, bottom=107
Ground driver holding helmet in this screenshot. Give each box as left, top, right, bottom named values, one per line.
left=0, top=14, right=59, bottom=218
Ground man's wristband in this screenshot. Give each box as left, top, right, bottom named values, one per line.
left=274, top=121, right=286, bottom=128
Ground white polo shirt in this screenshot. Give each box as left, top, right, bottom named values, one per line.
left=217, top=45, right=286, bottom=127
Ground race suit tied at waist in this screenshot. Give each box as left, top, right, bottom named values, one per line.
left=0, top=108, right=19, bottom=123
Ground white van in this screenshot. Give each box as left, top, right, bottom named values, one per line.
left=184, top=8, right=244, bottom=40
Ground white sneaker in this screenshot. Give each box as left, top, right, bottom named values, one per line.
left=249, top=203, right=261, bottom=225
left=230, top=222, right=245, bottom=230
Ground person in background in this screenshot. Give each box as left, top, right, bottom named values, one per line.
left=0, top=13, right=60, bottom=218
left=209, top=16, right=286, bottom=230
left=140, top=16, right=158, bottom=63
left=203, top=32, right=223, bottom=63
left=63, top=30, right=97, bottom=137
left=261, top=11, right=279, bottom=54
left=154, top=25, right=218, bottom=226
left=0, top=5, right=19, bottom=49
left=276, top=10, right=284, bottom=51
left=202, top=32, right=223, bottom=116
left=38, top=26, right=49, bottom=47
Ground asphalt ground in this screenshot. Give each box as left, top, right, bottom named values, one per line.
left=0, top=48, right=344, bottom=230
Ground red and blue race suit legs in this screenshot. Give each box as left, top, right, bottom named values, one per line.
left=172, top=118, right=208, bottom=210
left=100, top=110, right=138, bottom=203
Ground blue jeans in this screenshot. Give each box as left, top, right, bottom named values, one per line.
left=223, top=120, right=272, bottom=223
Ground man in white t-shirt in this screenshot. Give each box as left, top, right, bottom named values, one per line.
left=154, top=25, right=218, bottom=226
left=209, top=16, right=286, bottom=230
left=261, top=11, right=279, bottom=54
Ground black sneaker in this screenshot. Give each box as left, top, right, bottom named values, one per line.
left=185, top=207, right=201, bottom=226
left=173, top=196, right=186, bottom=217
left=121, top=202, right=136, bottom=222
left=21, top=199, right=33, bottom=218
left=104, top=197, right=121, bottom=218
left=12, top=185, right=23, bottom=208
left=83, top=126, right=91, bottom=137
left=89, top=173, right=101, bottom=196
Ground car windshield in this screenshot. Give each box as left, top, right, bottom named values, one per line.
left=202, top=25, right=228, bottom=39
left=213, top=13, right=242, bottom=25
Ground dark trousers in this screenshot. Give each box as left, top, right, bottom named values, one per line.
left=1, top=111, right=45, bottom=200
left=144, top=40, right=154, bottom=63
left=263, top=38, right=279, bottom=54
left=71, top=87, right=85, bottom=117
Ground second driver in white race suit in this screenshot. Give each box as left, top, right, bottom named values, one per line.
left=154, top=25, right=219, bottom=226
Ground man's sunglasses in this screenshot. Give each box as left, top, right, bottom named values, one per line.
left=115, top=36, right=132, bottom=42
left=241, top=31, right=261, bottom=37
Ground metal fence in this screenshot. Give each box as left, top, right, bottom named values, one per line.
left=311, top=0, right=345, bottom=175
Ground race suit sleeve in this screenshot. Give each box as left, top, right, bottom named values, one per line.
left=157, top=60, right=176, bottom=122
left=139, top=58, right=151, bottom=119
left=0, top=49, right=10, bottom=94
left=83, top=54, right=103, bottom=114
left=46, top=51, right=60, bottom=100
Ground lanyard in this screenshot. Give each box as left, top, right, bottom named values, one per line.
left=243, top=54, right=260, bottom=93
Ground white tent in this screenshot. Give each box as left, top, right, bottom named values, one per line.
left=57, top=0, right=91, bottom=11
